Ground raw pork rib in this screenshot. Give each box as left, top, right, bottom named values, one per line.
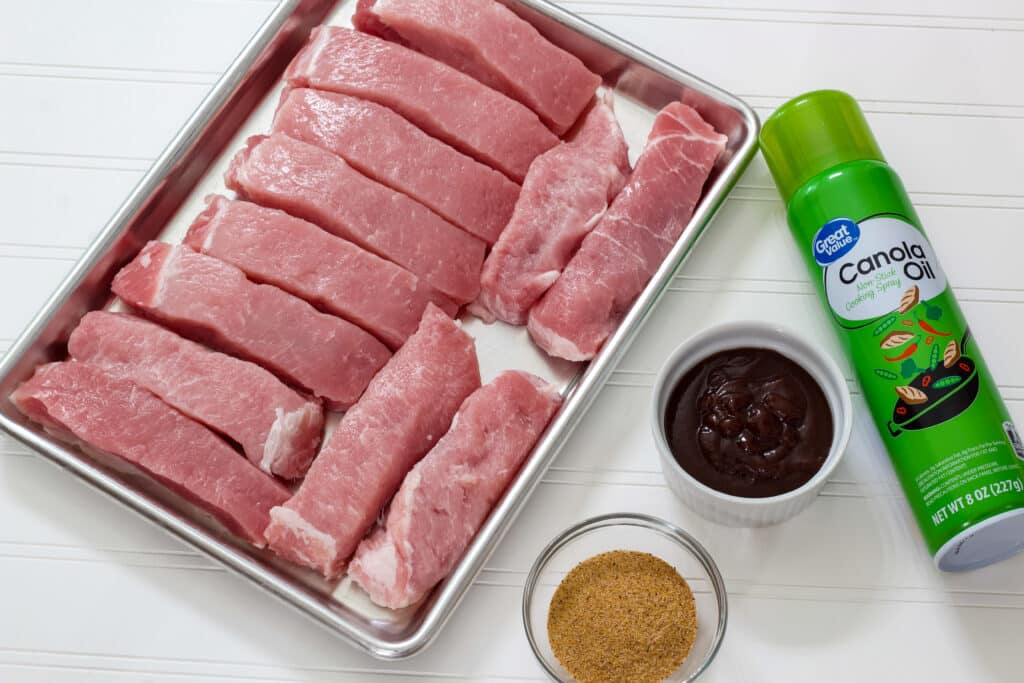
left=184, top=196, right=456, bottom=349
left=354, top=0, right=601, bottom=135
left=474, top=97, right=630, bottom=324
left=226, top=133, right=485, bottom=304
left=265, top=305, right=481, bottom=578
left=284, top=26, right=557, bottom=182
left=68, top=311, right=324, bottom=479
left=12, top=362, right=291, bottom=546
left=528, top=103, right=727, bottom=360
left=112, top=242, right=391, bottom=409
left=273, top=89, right=518, bottom=245
left=349, top=370, right=562, bottom=608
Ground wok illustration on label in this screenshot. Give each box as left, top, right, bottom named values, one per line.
left=859, top=282, right=979, bottom=437
left=887, top=332, right=978, bottom=436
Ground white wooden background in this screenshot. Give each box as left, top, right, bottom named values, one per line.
left=3, top=1, right=1024, bottom=680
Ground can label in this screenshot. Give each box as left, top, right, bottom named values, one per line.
left=807, top=211, right=1024, bottom=554
left=817, top=215, right=946, bottom=319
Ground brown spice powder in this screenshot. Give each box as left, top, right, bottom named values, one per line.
left=547, top=550, right=697, bottom=683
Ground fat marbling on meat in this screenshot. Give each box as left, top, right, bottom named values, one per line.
left=528, top=102, right=727, bottom=361
left=474, top=96, right=630, bottom=325
left=68, top=311, right=324, bottom=479
left=349, top=370, right=562, bottom=608
left=185, top=195, right=456, bottom=350
left=354, top=0, right=601, bottom=135
left=226, top=133, right=485, bottom=304
left=12, top=361, right=292, bottom=546
left=273, top=89, right=518, bottom=245
left=265, top=304, right=481, bottom=578
left=112, top=242, right=391, bottom=410
left=283, top=26, right=557, bottom=182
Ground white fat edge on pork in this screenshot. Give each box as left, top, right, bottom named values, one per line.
left=199, top=197, right=227, bottom=252
left=262, top=403, right=321, bottom=476
left=267, top=506, right=338, bottom=568
left=150, top=243, right=180, bottom=308
left=527, top=316, right=589, bottom=362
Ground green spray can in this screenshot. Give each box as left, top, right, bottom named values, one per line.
left=760, top=90, right=1024, bottom=571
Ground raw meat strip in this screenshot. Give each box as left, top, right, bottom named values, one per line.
left=265, top=305, right=480, bottom=578
left=273, top=89, right=519, bottom=245
left=528, top=103, right=727, bottom=361
left=112, top=242, right=391, bottom=409
left=349, top=370, right=562, bottom=608
left=226, top=133, right=485, bottom=304
left=474, top=97, right=630, bottom=324
left=66, top=311, right=323, bottom=480
left=283, top=26, right=557, bottom=182
left=502, top=1, right=628, bottom=78
left=12, top=361, right=291, bottom=546
left=354, top=0, right=601, bottom=135
left=184, top=196, right=457, bottom=349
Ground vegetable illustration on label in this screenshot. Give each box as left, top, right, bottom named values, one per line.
left=868, top=286, right=979, bottom=435
left=885, top=342, right=918, bottom=362
left=917, top=319, right=950, bottom=337
left=873, top=316, right=898, bottom=336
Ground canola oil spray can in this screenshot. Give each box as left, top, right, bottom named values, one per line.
left=760, top=90, right=1024, bottom=571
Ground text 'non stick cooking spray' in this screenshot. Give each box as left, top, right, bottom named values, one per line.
left=760, top=90, right=1024, bottom=571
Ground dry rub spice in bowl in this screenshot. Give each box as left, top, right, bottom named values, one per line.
left=522, top=514, right=726, bottom=682
left=547, top=550, right=697, bottom=683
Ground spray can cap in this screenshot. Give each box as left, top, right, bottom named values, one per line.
left=760, top=89, right=885, bottom=204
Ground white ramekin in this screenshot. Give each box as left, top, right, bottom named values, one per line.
left=651, top=321, right=853, bottom=526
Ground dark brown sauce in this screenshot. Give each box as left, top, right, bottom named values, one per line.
left=664, top=347, right=833, bottom=498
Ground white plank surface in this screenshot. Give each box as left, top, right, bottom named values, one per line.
left=2, top=0, right=1023, bottom=680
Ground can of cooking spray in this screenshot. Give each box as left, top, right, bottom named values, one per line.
left=759, top=90, right=1024, bottom=571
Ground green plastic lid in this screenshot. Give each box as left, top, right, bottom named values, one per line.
left=759, top=90, right=885, bottom=204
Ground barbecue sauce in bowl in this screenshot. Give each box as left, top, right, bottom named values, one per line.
left=664, top=348, right=833, bottom=498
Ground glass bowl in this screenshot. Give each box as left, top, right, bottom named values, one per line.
left=522, top=513, right=727, bottom=682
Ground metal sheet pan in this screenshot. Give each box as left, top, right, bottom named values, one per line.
left=0, top=0, right=758, bottom=659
